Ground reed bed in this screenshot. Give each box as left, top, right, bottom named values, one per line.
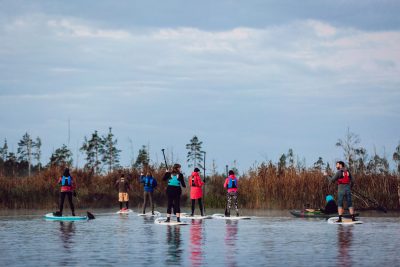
left=0, top=165, right=399, bottom=210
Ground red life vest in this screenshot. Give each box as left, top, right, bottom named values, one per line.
left=337, top=170, right=350, bottom=185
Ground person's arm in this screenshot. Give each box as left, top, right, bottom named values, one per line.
left=197, top=176, right=204, bottom=187
left=223, top=178, right=228, bottom=188
left=163, top=172, right=170, bottom=181
left=179, top=174, right=186, bottom=188
left=153, top=178, right=157, bottom=188
left=140, top=175, right=145, bottom=184
left=327, top=170, right=341, bottom=183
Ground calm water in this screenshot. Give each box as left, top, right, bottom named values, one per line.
left=0, top=209, right=399, bottom=267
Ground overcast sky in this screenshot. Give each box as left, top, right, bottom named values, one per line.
left=1, top=0, right=399, bottom=174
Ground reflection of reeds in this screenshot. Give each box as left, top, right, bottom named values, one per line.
left=0, top=165, right=398, bottom=210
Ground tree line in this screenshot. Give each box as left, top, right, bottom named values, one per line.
left=0, top=128, right=399, bottom=179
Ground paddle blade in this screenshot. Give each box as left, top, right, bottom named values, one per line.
left=87, top=211, right=95, bottom=220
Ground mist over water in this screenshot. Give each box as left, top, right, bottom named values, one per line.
left=0, top=209, right=399, bottom=266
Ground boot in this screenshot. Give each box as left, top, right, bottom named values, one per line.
left=226, top=211, right=230, bottom=217
left=236, top=212, right=240, bottom=217
left=72, top=210, right=75, bottom=216
left=164, top=217, right=170, bottom=223
left=177, top=217, right=181, bottom=222
left=336, top=215, right=342, bottom=223
left=351, top=214, right=357, bottom=221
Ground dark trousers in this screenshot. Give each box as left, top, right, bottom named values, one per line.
left=59, top=191, right=74, bottom=215
left=142, top=191, right=154, bottom=213
left=167, top=193, right=181, bottom=214
left=191, top=198, right=204, bottom=215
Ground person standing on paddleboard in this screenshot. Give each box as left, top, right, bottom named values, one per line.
left=326, top=161, right=356, bottom=222
left=163, top=163, right=186, bottom=222
left=189, top=167, right=205, bottom=216
left=56, top=168, right=76, bottom=216
left=115, top=173, right=131, bottom=211
left=224, top=170, right=239, bottom=217
left=140, top=170, right=157, bottom=215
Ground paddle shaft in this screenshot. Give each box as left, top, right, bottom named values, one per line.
left=161, top=149, right=169, bottom=170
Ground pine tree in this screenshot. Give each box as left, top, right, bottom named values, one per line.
left=0, top=139, right=8, bottom=161
left=100, top=127, right=121, bottom=173
left=17, top=132, right=35, bottom=176
left=80, top=130, right=103, bottom=174
left=186, top=135, right=205, bottom=169
left=50, top=144, right=73, bottom=167
left=33, top=137, right=42, bottom=173
left=134, top=145, right=149, bottom=169
left=313, top=157, right=325, bottom=171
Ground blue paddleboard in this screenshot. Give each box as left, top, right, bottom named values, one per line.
left=44, top=213, right=88, bottom=221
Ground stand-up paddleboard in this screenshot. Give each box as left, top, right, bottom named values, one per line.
left=116, top=209, right=133, bottom=214
left=181, top=213, right=212, bottom=219
left=44, top=213, right=88, bottom=221
left=212, top=213, right=251, bottom=220
left=154, top=217, right=189, bottom=225
left=138, top=211, right=161, bottom=217
left=327, top=217, right=363, bottom=225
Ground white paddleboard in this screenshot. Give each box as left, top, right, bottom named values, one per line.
left=154, top=217, right=189, bottom=225
left=211, top=213, right=251, bottom=220
left=44, top=213, right=87, bottom=221
left=328, top=217, right=363, bottom=225
left=138, top=211, right=161, bottom=217
left=116, top=209, right=133, bottom=214
left=181, top=213, right=212, bottom=219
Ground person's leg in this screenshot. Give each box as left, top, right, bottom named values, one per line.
left=165, top=194, right=173, bottom=222
left=191, top=199, right=195, bottom=216
left=66, top=192, right=75, bottom=216
left=59, top=192, right=66, bottom=215
left=175, top=194, right=181, bottom=222
left=198, top=198, right=204, bottom=216
left=337, top=188, right=345, bottom=222
left=226, top=192, right=232, bottom=217
left=143, top=192, right=148, bottom=214
left=346, top=186, right=356, bottom=221
left=233, top=192, right=239, bottom=216
left=149, top=191, right=154, bottom=214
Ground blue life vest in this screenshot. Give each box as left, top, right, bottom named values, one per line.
left=145, top=177, right=153, bottom=187
left=168, top=174, right=180, bottom=187
left=228, top=178, right=237, bottom=189
left=61, top=176, right=72, bottom=186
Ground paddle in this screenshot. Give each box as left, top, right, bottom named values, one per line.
left=352, top=189, right=387, bottom=213
left=161, top=148, right=169, bottom=170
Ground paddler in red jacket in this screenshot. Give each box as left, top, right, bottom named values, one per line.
left=189, top=167, right=205, bottom=216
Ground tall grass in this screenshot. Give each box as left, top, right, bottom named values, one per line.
left=0, top=164, right=399, bottom=210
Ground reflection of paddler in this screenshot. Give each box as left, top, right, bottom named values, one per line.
left=166, top=226, right=183, bottom=265
left=59, top=221, right=75, bottom=249
left=338, top=226, right=353, bottom=267
left=189, top=220, right=204, bottom=267
left=224, top=220, right=238, bottom=267
left=163, top=164, right=186, bottom=223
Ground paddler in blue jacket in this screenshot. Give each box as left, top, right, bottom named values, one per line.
left=140, top=170, right=158, bottom=215
left=163, top=163, right=186, bottom=223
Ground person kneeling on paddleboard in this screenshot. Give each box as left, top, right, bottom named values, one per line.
left=55, top=168, right=76, bottom=217
left=115, top=173, right=131, bottom=211
left=189, top=167, right=205, bottom=216
left=224, top=170, right=239, bottom=217
left=320, top=195, right=338, bottom=214
left=326, top=161, right=356, bottom=222
left=140, top=170, right=157, bottom=215
left=163, top=163, right=186, bottom=223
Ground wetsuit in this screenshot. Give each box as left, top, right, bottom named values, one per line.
left=58, top=176, right=76, bottom=216
left=163, top=172, right=186, bottom=214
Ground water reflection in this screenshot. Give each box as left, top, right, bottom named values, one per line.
left=59, top=221, right=75, bottom=250
left=189, top=220, right=204, bottom=267
left=337, top=226, right=353, bottom=267
left=225, top=220, right=238, bottom=267
left=166, top=226, right=183, bottom=265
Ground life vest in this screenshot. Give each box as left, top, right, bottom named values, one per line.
left=61, top=176, right=72, bottom=186
left=228, top=178, right=237, bottom=189
left=168, top=174, right=180, bottom=187
left=337, top=170, right=350, bottom=185
left=145, top=177, right=153, bottom=187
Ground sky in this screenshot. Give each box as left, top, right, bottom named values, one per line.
left=0, top=0, right=399, bottom=174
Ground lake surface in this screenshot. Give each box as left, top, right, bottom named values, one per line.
left=0, top=209, right=399, bottom=266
